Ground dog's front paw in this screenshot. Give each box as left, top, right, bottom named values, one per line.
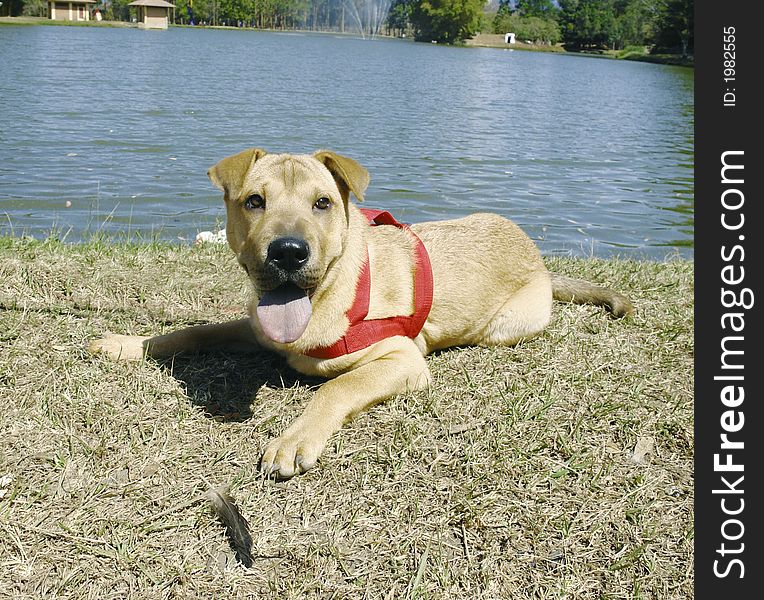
left=260, top=424, right=329, bottom=479
left=89, top=334, right=149, bottom=361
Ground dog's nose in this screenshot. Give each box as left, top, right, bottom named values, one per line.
left=266, top=237, right=310, bottom=272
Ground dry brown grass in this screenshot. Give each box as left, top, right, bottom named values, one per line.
left=0, top=238, right=693, bottom=599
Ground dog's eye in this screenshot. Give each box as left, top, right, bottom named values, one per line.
left=244, top=194, right=265, bottom=210
left=314, top=197, right=331, bottom=210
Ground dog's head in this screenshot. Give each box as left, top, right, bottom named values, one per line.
left=208, top=148, right=369, bottom=344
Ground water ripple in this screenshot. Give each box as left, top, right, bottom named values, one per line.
left=0, top=27, right=693, bottom=257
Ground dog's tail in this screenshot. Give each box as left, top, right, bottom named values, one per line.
left=550, top=273, right=634, bottom=318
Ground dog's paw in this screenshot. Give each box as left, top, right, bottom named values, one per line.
left=259, top=425, right=329, bottom=480
left=89, top=334, right=149, bottom=361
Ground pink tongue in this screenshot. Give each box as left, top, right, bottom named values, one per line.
left=256, top=284, right=312, bottom=344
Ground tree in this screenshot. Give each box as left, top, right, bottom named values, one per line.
left=409, top=0, right=484, bottom=43
left=558, top=0, right=619, bottom=49
left=612, top=0, right=657, bottom=48
left=516, top=0, right=555, bottom=18
left=102, top=0, right=133, bottom=21
left=386, top=0, right=411, bottom=36
left=1, top=0, right=24, bottom=16
left=493, top=12, right=559, bottom=44
left=652, top=0, right=692, bottom=55
left=558, top=0, right=692, bottom=53
left=21, top=0, right=47, bottom=16
left=492, top=0, right=560, bottom=44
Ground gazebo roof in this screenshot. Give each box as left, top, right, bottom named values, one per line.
left=128, top=0, right=175, bottom=6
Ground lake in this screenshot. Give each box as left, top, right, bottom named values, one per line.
left=0, top=25, right=693, bottom=259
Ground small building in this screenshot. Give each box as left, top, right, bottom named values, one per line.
left=48, top=0, right=97, bottom=21
left=504, top=32, right=516, bottom=44
left=128, top=0, right=175, bottom=30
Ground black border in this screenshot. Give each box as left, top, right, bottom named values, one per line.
left=695, top=1, right=762, bottom=597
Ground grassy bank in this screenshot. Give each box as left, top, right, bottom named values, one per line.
left=0, top=16, right=135, bottom=28
left=466, top=33, right=565, bottom=53
left=0, top=238, right=693, bottom=599
left=465, top=34, right=693, bottom=67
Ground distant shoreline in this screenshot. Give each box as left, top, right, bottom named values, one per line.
left=0, top=15, right=135, bottom=28
left=466, top=33, right=694, bottom=68
left=1, top=16, right=693, bottom=68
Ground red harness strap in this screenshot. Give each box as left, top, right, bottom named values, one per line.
left=304, top=209, right=433, bottom=359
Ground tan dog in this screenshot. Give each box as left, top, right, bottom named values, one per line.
left=90, top=149, right=633, bottom=479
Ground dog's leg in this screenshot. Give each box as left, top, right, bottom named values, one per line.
left=89, top=318, right=259, bottom=361
left=260, top=340, right=431, bottom=479
left=479, top=275, right=554, bottom=346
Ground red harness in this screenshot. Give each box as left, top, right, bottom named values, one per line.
left=304, top=209, right=433, bottom=359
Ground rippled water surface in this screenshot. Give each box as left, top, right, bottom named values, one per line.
left=0, top=26, right=693, bottom=258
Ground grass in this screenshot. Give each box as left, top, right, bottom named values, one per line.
left=0, top=16, right=135, bottom=28
left=0, top=237, right=693, bottom=599
left=466, top=34, right=566, bottom=53
left=611, top=45, right=694, bottom=67
left=465, top=35, right=693, bottom=67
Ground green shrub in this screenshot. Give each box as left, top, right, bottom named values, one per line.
left=492, top=12, right=560, bottom=45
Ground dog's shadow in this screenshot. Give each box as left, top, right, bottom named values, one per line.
left=159, top=349, right=322, bottom=422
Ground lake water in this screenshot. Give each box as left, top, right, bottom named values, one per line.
left=0, top=25, right=693, bottom=259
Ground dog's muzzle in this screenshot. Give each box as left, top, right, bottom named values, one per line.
left=266, top=237, right=310, bottom=273
left=254, top=237, right=318, bottom=344
left=257, top=236, right=316, bottom=291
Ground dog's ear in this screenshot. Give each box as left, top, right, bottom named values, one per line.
left=208, top=148, right=267, bottom=200
left=313, top=150, right=370, bottom=203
